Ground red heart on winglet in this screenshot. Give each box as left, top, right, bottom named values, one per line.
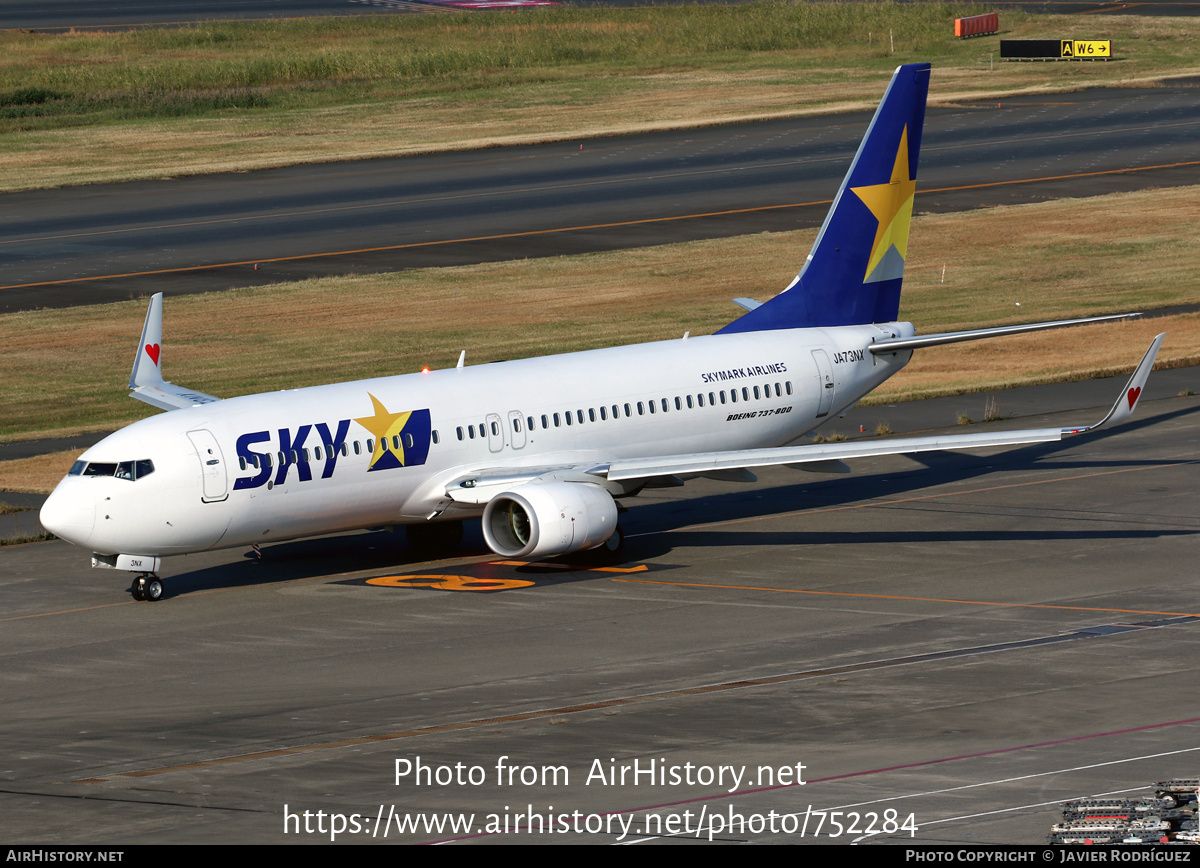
left=1126, top=386, right=1141, bottom=410
left=145, top=343, right=161, bottom=365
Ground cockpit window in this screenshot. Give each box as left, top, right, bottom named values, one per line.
left=79, top=459, right=154, bottom=480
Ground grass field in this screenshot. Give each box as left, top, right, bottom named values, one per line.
left=2, top=5, right=1198, bottom=190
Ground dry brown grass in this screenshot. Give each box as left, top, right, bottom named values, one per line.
left=1, top=185, right=1197, bottom=449
left=2, top=12, right=1198, bottom=192
left=0, top=451, right=78, bottom=495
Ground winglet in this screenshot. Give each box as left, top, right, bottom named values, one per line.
left=127, top=292, right=221, bottom=412
left=130, top=292, right=165, bottom=390
left=1063, top=333, right=1165, bottom=435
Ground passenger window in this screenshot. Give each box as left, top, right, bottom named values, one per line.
left=648, top=401, right=656, bottom=415
left=554, top=413, right=560, bottom=427
left=685, top=395, right=692, bottom=409
left=709, top=392, right=716, bottom=405
left=341, top=443, right=349, bottom=456
left=527, top=416, right=535, bottom=430
left=786, top=381, right=793, bottom=395
left=405, top=433, right=414, bottom=448
left=478, top=424, right=486, bottom=438
left=775, top=383, right=782, bottom=397
left=730, top=390, right=737, bottom=404
left=600, top=406, right=607, bottom=421
left=354, top=440, right=363, bottom=454
left=512, top=418, right=521, bottom=433
left=490, top=421, right=499, bottom=436
left=565, top=412, right=573, bottom=426
left=314, top=447, right=323, bottom=461
left=742, top=387, right=750, bottom=401
left=238, top=456, right=247, bottom=472
left=468, top=427, right=475, bottom=439
left=624, top=403, right=632, bottom=417
left=542, top=414, right=549, bottom=429
left=431, top=431, right=440, bottom=445
left=367, top=439, right=375, bottom=453
left=264, top=452, right=273, bottom=468
left=754, top=386, right=760, bottom=400
left=661, top=398, right=669, bottom=412
left=589, top=408, right=596, bottom=422
left=456, top=427, right=464, bottom=441
left=577, top=410, right=584, bottom=424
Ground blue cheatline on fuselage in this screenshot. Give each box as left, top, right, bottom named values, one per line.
left=718, top=63, right=931, bottom=335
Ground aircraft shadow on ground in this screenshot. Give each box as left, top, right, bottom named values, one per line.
left=159, top=405, right=1198, bottom=598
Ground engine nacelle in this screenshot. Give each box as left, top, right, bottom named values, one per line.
left=482, top=482, right=618, bottom=559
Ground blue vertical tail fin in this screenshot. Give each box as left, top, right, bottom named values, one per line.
left=719, top=63, right=931, bottom=334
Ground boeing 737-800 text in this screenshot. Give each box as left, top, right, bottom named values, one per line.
left=40, top=63, right=1164, bottom=601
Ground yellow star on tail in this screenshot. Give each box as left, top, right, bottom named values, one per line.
left=850, top=125, right=916, bottom=283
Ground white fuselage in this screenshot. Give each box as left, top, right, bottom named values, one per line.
left=41, top=322, right=914, bottom=559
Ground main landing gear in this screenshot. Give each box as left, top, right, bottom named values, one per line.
left=406, top=520, right=465, bottom=557
left=130, top=574, right=164, bottom=602
left=580, top=523, right=625, bottom=566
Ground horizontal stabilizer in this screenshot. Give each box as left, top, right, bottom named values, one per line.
left=869, top=313, right=1140, bottom=355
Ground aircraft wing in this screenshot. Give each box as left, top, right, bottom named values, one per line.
left=442, top=334, right=1163, bottom=499
left=597, top=333, right=1163, bottom=483
left=598, top=428, right=1063, bottom=482
left=129, top=293, right=221, bottom=411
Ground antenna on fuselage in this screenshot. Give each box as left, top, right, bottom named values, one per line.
left=456, top=351, right=466, bottom=369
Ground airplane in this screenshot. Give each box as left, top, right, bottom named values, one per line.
left=40, top=62, right=1164, bottom=602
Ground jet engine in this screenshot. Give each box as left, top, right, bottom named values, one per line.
left=482, top=481, right=618, bottom=558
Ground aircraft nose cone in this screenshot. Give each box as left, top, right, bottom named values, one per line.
left=40, top=486, right=95, bottom=546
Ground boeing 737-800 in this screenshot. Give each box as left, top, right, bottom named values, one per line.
left=40, top=63, right=1164, bottom=601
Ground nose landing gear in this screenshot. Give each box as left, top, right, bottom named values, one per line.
left=130, top=574, right=164, bottom=602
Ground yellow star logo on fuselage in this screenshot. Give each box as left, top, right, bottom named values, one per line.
left=354, top=393, right=413, bottom=469
left=850, top=125, right=916, bottom=283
